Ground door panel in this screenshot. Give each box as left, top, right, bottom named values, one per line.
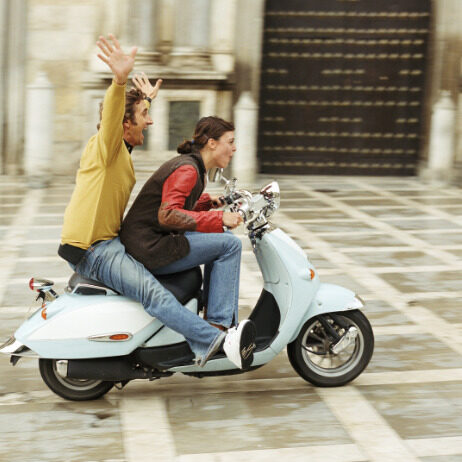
left=258, top=0, right=431, bottom=175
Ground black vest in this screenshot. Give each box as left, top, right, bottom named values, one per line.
left=120, top=152, right=206, bottom=272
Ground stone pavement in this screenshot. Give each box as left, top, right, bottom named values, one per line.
left=1, top=162, right=462, bottom=462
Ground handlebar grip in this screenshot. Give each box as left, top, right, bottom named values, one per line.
left=223, top=195, right=235, bottom=205
left=211, top=196, right=226, bottom=207
left=223, top=192, right=243, bottom=205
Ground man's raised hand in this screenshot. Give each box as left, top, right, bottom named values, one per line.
left=132, top=72, right=163, bottom=100
left=96, top=33, right=137, bottom=85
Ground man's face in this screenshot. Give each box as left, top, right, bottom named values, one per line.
left=123, top=101, right=153, bottom=147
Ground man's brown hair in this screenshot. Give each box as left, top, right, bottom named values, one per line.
left=97, top=88, right=145, bottom=130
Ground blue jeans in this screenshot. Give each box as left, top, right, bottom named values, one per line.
left=73, top=237, right=223, bottom=360
left=153, top=231, right=242, bottom=329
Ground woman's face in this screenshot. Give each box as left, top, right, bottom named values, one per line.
left=211, top=131, right=236, bottom=168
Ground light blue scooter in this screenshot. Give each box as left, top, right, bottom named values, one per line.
left=0, top=172, right=374, bottom=401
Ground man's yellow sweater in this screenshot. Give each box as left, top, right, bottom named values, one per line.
left=61, top=81, right=136, bottom=250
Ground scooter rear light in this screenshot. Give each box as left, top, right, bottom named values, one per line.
left=29, top=278, right=54, bottom=291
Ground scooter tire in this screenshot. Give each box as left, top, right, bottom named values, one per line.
left=39, top=359, right=114, bottom=401
left=287, top=310, right=374, bottom=387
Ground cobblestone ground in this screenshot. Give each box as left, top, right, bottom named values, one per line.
left=1, top=161, right=462, bottom=461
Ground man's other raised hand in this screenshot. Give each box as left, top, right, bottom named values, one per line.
left=132, top=72, right=163, bottom=101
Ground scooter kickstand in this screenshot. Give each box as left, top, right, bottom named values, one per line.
left=114, top=381, right=129, bottom=390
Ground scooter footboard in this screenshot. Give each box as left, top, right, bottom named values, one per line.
left=289, top=283, right=364, bottom=343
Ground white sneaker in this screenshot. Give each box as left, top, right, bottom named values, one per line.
left=223, top=320, right=256, bottom=369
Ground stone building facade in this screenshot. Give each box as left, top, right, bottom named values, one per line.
left=0, top=0, right=461, bottom=182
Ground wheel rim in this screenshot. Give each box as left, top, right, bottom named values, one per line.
left=52, top=360, right=103, bottom=391
left=300, top=315, right=364, bottom=377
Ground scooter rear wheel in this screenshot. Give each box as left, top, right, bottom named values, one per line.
left=39, top=359, right=114, bottom=401
left=287, top=310, right=374, bottom=387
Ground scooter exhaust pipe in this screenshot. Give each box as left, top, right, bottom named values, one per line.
left=67, top=357, right=163, bottom=381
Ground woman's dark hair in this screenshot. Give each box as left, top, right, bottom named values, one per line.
left=97, top=88, right=145, bottom=130
left=177, top=116, right=235, bottom=154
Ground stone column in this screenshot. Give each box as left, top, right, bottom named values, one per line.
left=0, top=0, right=8, bottom=173
left=423, top=0, right=462, bottom=183
left=232, top=0, right=265, bottom=179
left=173, top=0, right=209, bottom=49
left=4, top=0, right=27, bottom=175
left=233, top=92, right=258, bottom=185
left=128, top=0, right=159, bottom=65
left=156, top=0, right=175, bottom=62
left=426, top=91, right=456, bottom=180
left=101, top=0, right=127, bottom=41
left=209, top=0, right=236, bottom=73
left=234, top=0, right=265, bottom=100
left=456, top=60, right=462, bottom=167
left=24, top=73, right=55, bottom=188
left=137, top=0, right=156, bottom=49
left=170, top=0, right=210, bottom=67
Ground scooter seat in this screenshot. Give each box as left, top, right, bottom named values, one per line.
left=67, top=267, right=203, bottom=304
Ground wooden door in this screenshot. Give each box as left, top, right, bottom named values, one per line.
left=258, top=0, right=432, bottom=175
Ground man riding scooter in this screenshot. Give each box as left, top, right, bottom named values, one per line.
left=57, top=33, right=256, bottom=369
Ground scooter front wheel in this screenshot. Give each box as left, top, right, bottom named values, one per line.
left=287, top=310, right=374, bottom=387
left=39, top=359, right=114, bottom=401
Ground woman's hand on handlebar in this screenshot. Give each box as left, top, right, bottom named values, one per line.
left=222, top=212, right=243, bottom=229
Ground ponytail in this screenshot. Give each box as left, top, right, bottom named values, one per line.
left=177, top=139, right=194, bottom=154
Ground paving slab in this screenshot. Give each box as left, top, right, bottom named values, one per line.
left=1, top=173, right=462, bottom=461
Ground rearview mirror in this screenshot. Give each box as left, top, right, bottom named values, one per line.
left=207, top=168, right=223, bottom=183
left=207, top=168, right=229, bottom=184
left=260, top=182, right=280, bottom=201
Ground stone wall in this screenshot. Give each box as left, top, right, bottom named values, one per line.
left=21, top=0, right=239, bottom=175
left=25, top=0, right=132, bottom=175
left=5, top=0, right=462, bottom=181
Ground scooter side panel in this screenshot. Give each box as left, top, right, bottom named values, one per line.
left=143, top=299, right=198, bottom=347
left=255, top=228, right=318, bottom=323
left=22, top=323, right=158, bottom=359
left=256, top=229, right=321, bottom=355
left=14, top=293, right=161, bottom=359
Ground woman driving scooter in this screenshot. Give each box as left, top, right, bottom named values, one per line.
left=120, top=116, right=256, bottom=369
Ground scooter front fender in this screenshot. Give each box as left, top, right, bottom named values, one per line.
left=289, top=282, right=364, bottom=343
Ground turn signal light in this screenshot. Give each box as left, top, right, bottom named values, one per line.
left=310, top=269, right=315, bottom=280
left=41, top=308, right=47, bottom=320
left=109, top=334, right=130, bottom=341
